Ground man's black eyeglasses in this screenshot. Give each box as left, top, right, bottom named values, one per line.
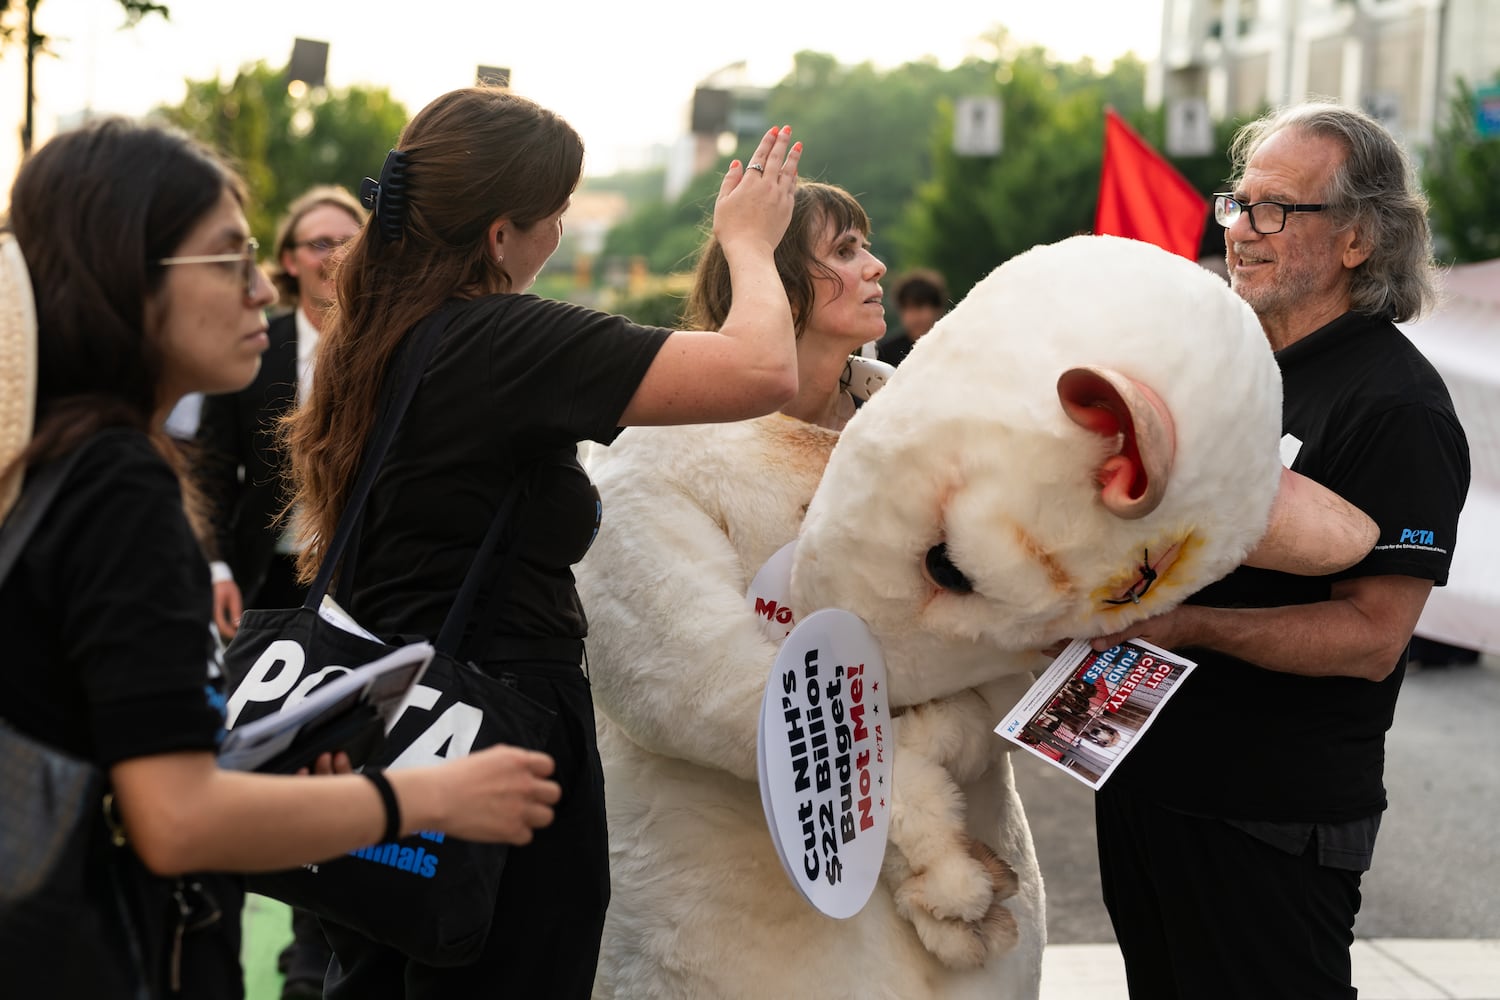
left=1213, top=194, right=1327, bottom=235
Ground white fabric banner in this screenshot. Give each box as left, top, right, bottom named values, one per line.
left=1399, top=259, right=1500, bottom=654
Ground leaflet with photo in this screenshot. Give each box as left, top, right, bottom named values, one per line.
left=994, top=638, right=1195, bottom=790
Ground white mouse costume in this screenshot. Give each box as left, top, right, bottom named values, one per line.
left=577, top=236, right=1363, bottom=998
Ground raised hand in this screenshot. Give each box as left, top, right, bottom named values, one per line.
left=713, top=125, right=803, bottom=258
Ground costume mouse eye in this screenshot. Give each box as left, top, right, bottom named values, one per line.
left=924, top=543, right=974, bottom=594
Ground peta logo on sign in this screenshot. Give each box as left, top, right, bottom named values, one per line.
left=1399, top=528, right=1435, bottom=546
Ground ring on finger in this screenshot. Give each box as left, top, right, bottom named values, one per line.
left=746, top=162, right=765, bottom=173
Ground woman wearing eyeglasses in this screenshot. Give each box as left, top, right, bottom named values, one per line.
left=0, top=118, right=563, bottom=999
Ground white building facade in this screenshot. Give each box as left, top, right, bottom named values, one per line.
left=1152, top=0, right=1500, bottom=149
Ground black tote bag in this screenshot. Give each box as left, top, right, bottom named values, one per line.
left=220, top=303, right=556, bottom=966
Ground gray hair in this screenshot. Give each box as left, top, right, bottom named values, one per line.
left=1228, top=102, right=1435, bottom=322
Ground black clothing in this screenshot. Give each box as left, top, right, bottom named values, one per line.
left=1098, top=310, right=1470, bottom=996
left=1108, top=310, right=1469, bottom=820
left=0, top=429, right=231, bottom=998
left=1, top=430, right=222, bottom=763
left=1096, top=787, right=1362, bottom=1000
left=329, top=293, right=669, bottom=997
left=196, top=311, right=300, bottom=606
left=348, top=294, right=670, bottom=645
left=323, top=653, right=607, bottom=1000
left=875, top=329, right=917, bottom=367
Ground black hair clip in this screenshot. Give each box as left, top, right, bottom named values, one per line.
left=359, top=148, right=411, bottom=242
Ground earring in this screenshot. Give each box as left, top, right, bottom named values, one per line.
left=495, top=253, right=504, bottom=264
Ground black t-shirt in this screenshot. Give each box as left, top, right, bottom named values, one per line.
left=348, top=294, right=670, bottom=649
left=0, top=430, right=222, bottom=766
left=1112, top=310, right=1470, bottom=822
left=875, top=330, right=916, bottom=368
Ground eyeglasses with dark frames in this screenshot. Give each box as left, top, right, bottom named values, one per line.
left=156, top=237, right=262, bottom=297
left=290, top=234, right=356, bottom=255
left=1213, top=194, right=1327, bottom=236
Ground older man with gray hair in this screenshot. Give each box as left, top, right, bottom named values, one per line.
left=1090, top=101, right=1470, bottom=998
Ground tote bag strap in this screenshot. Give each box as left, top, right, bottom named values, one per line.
left=307, top=302, right=459, bottom=605
left=434, top=460, right=535, bottom=659
left=309, top=299, right=535, bottom=661
left=0, top=444, right=92, bottom=588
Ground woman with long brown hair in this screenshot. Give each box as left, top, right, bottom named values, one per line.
left=285, top=87, right=803, bottom=997
left=0, top=117, right=561, bottom=999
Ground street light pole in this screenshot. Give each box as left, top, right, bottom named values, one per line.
left=20, top=0, right=35, bottom=154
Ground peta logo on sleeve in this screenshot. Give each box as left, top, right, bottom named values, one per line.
left=1375, top=527, right=1448, bottom=556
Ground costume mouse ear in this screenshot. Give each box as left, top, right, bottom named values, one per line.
left=0, top=231, right=38, bottom=521
left=1057, top=366, right=1175, bottom=520
left=1243, top=467, right=1378, bottom=575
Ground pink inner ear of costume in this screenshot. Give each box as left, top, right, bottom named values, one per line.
left=1057, top=367, right=1175, bottom=520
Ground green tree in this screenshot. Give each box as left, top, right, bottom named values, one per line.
left=154, top=62, right=408, bottom=247
left=598, top=39, right=1183, bottom=307
left=597, top=47, right=1013, bottom=290
left=598, top=163, right=722, bottom=278
left=763, top=49, right=1000, bottom=271
left=1423, top=77, right=1500, bottom=263
left=0, top=0, right=168, bottom=152
left=895, top=44, right=1157, bottom=298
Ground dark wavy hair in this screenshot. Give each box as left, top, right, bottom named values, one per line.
left=286, top=87, right=585, bottom=581
left=685, top=181, right=871, bottom=337
left=6, top=116, right=242, bottom=469
left=1229, top=102, right=1436, bottom=322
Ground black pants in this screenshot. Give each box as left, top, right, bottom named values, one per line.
left=1095, top=783, right=1363, bottom=1000
left=322, top=660, right=608, bottom=999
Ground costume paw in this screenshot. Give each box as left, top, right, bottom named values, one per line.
left=892, top=839, right=1021, bottom=968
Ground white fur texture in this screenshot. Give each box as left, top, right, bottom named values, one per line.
left=577, top=235, right=1284, bottom=999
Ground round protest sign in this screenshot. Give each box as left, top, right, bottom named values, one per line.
left=757, top=608, right=892, bottom=919
left=746, top=541, right=798, bottom=641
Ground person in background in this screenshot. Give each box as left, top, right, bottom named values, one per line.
left=1090, top=101, right=1470, bottom=1000
left=284, top=87, right=803, bottom=998
left=198, top=184, right=364, bottom=641
left=875, top=267, right=948, bottom=367
left=0, top=116, right=561, bottom=999
left=194, top=184, right=365, bottom=999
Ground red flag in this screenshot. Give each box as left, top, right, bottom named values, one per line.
left=1094, top=108, right=1208, bottom=259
